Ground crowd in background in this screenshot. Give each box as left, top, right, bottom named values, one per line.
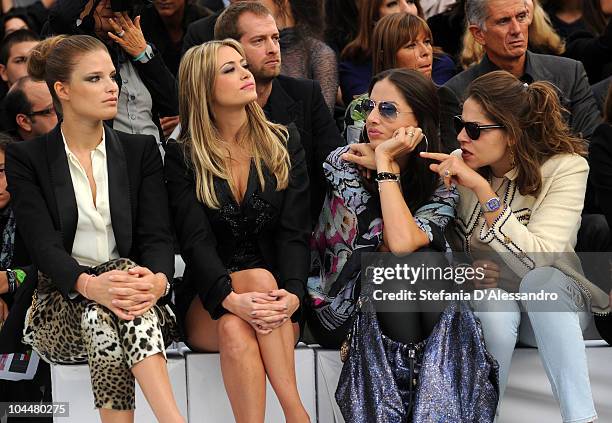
left=0, top=1, right=611, bottom=423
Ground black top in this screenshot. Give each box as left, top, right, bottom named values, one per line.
left=588, top=123, right=612, bottom=225
left=199, top=0, right=225, bottom=13
left=427, top=7, right=465, bottom=60
left=140, top=2, right=211, bottom=76
left=165, top=125, right=311, bottom=323
left=545, top=9, right=588, bottom=40
left=563, top=22, right=612, bottom=84
left=182, top=10, right=222, bottom=54
left=263, top=75, right=345, bottom=224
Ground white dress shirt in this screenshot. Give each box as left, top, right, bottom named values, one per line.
left=62, top=130, right=119, bottom=267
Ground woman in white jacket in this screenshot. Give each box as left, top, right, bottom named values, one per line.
left=422, top=70, right=610, bottom=423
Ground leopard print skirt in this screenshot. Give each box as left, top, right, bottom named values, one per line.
left=22, top=258, right=179, bottom=410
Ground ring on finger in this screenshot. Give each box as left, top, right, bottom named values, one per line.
left=408, top=131, right=415, bottom=137
left=443, top=169, right=452, bottom=178
left=116, top=30, right=125, bottom=38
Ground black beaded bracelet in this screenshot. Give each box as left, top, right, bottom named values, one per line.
left=375, top=172, right=400, bottom=182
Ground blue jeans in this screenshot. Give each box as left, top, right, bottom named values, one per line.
left=471, top=267, right=597, bottom=423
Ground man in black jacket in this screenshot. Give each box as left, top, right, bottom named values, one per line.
left=439, top=0, right=600, bottom=148
left=214, top=1, right=345, bottom=225
left=182, top=0, right=241, bottom=54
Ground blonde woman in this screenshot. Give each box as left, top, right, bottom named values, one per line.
left=165, top=39, right=311, bottom=423
left=460, top=0, right=565, bottom=69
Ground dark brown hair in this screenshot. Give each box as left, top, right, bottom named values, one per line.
left=466, top=70, right=587, bottom=196
left=27, top=35, right=107, bottom=114
left=368, top=69, right=441, bottom=212
left=342, top=0, right=423, bottom=62
left=372, top=12, right=436, bottom=75
left=214, top=1, right=272, bottom=41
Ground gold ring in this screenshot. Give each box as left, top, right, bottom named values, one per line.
left=444, top=169, right=451, bottom=177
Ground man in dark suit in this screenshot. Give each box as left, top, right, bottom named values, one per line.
left=439, top=0, right=601, bottom=148
left=200, top=0, right=226, bottom=12
left=214, top=1, right=345, bottom=224
left=182, top=0, right=242, bottom=53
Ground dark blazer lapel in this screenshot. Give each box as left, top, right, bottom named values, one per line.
left=46, top=125, right=78, bottom=253
left=105, top=126, right=133, bottom=256
left=266, top=78, right=303, bottom=130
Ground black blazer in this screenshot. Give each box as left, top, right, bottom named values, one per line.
left=140, top=2, right=211, bottom=76
left=182, top=10, right=222, bottom=54
left=265, top=75, right=345, bottom=223
left=200, top=0, right=225, bottom=12
left=5, top=124, right=175, bottom=298
left=165, top=125, right=311, bottom=323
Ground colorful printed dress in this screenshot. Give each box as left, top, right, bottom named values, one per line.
left=308, top=145, right=459, bottom=330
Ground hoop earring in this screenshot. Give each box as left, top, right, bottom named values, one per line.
left=423, top=134, right=429, bottom=153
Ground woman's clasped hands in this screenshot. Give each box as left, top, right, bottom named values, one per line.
left=222, top=289, right=299, bottom=335
left=80, top=267, right=167, bottom=320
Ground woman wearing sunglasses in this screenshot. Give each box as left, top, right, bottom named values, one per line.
left=422, top=70, right=607, bottom=423
left=309, top=69, right=457, bottom=418
left=343, top=12, right=455, bottom=145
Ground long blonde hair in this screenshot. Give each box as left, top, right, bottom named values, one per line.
left=178, top=39, right=290, bottom=209
left=460, top=0, right=564, bottom=69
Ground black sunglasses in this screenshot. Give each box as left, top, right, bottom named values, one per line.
left=25, top=106, right=55, bottom=118
left=453, top=115, right=504, bottom=140
left=360, top=98, right=414, bottom=121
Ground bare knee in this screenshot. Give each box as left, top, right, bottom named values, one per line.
left=217, top=315, right=258, bottom=359
left=232, top=268, right=279, bottom=293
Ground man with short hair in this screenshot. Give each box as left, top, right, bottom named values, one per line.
left=439, top=0, right=600, bottom=146
left=214, top=1, right=344, bottom=223
left=2, top=76, right=57, bottom=140
left=0, top=29, right=39, bottom=94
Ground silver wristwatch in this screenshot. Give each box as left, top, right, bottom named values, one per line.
left=482, top=196, right=502, bottom=213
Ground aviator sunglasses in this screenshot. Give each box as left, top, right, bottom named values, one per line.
left=360, top=98, right=414, bottom=120
left=453, top=115, right=504, bottom=140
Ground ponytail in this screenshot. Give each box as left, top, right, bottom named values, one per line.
left=467, top=70, right=586, bottom=196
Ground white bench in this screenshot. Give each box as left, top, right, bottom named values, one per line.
left=185, top=346, right=316, bottom=422
left=50, top=350, right=187, bottom=422
left=314, top=341, right=612, bottom=423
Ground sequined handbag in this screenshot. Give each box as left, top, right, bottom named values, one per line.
left=412, top=301, right=499, bottom=423
left=335, top=297, right=424, bottom=423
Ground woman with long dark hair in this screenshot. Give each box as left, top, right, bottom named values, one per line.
left=309, top=68, right=457, bottom=348
left=423, top=70, right=610, bottom=422
left=309, top=68, right=459, bottom=420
